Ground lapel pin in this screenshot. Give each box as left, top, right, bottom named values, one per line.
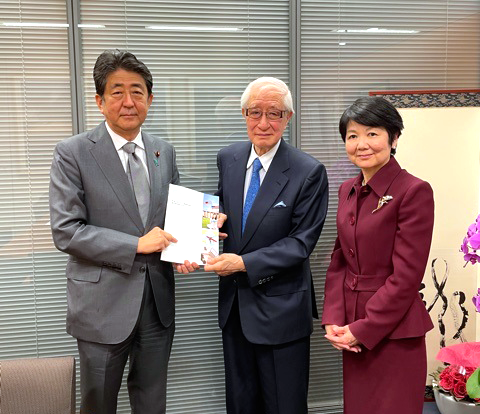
left=153, top=151, right=160, bottom=166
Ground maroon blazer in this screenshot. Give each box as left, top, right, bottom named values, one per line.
left=322, top=157, right=434, bottom=350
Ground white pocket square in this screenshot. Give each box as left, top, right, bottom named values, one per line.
left=273, top=201, right=287, bottom=208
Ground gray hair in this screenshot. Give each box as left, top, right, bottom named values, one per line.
left=240, top=77, right=294, bottom=113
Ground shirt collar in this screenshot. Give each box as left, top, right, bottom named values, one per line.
left=348, top=156, right=403, bottom=198
left=246, top=139, right=282, bottom=171
left=105, top=121, right=145, bottom=151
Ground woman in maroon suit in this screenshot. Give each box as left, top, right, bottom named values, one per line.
left=322, top=97, right=434, bottom=413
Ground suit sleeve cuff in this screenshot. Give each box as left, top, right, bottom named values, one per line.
left=349, top=319, right=382, bottom=350
left=242, top=252, right=275, bottom=287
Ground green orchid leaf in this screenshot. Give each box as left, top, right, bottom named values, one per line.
left=466, top=367, right=480, bottom=398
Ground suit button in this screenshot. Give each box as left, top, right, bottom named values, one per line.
left=139, top=266, right=146, bottom=273
left=350, top=216, right=355, bottom=225
left=348, top=249, right=355, bottom=257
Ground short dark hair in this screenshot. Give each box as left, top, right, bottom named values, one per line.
left=339, top=96, right=403, bottom=155
left=93, top=50, right=153, bottom=97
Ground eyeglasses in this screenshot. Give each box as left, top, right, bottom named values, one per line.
left=245, top=108, right=287, bottom=121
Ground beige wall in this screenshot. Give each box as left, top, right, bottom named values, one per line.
left=395, top=107, right=480, bottom=378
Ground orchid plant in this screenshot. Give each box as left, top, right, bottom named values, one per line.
left=429, top=219, right=480, bottom=404
left=460, top=214, right=480, bottom=313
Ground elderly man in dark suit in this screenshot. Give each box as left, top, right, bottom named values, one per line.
left=49, top=50, right=195, bottom=414
left=204, top=77, right=329, bottom=414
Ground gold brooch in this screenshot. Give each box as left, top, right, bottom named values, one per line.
left=372, top=195, right=393, bottom=213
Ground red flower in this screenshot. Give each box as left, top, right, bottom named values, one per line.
left=439, top=366, right=453, bottom=380
left=452, top=371, right=465, bottom=382
left=465, top=367, right=475, bottom=379
left=453, top=380, right=467, bottom=399
left=440, top=375, right=455, bottom=391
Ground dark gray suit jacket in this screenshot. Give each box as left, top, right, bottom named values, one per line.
left=49, top=122, right=179, bottom=344
left=217, top=139, right=328, bottom=345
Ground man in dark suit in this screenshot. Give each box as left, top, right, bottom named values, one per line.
left=49, top=50, right=196, bottom=414
left=204, top=77, right=329, bottom=414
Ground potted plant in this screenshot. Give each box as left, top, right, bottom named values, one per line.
left=431, top=342, right=480, bottom=413
left=430, top=215, right=480, bottom=413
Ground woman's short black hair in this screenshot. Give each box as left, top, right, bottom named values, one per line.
left=93, top=49, right=153, bottom=98
left=339, top=96, right=404, bottom=155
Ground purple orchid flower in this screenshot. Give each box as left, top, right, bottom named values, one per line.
left=469, top=218, right=480, bottom=236
left=462, top=216, right=480, bottom=312
left=464, top=253, right=480, bottom=266
left=470, top=233, right=480, bottom=250
left=473, top=289, right=480, bottom=313
left=467, top=224, right=476, bottom=238
left=461, top=215, right=480, bottom=266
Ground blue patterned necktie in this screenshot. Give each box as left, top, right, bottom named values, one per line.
left=242, top=158, right=263, bottom=234
left=123, top=142, right=150, bottom=226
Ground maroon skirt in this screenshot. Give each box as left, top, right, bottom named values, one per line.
left=343, top=336, right=426, bottom=414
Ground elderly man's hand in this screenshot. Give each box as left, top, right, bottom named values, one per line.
left=204, top=253, right=245, bottom=276
left=174, top=260, right=200, bottom=274
left=324, top=324, right=362, bottom=353
left=217, top=213, right=228, bottom=240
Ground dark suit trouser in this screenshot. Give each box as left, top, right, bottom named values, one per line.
left=77, top=272, right=174, bottom=414
left=222, top=296, right=310, bottom=414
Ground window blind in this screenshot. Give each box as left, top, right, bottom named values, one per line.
left=0, top=0, right=75, bottom=361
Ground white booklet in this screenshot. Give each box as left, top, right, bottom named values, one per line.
left=161, top=184, right=220, bottom=265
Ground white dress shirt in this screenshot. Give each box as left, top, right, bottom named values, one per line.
left=105, top=121, right=150, bottom=183
left=243, top=139, right=281, bottom=205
